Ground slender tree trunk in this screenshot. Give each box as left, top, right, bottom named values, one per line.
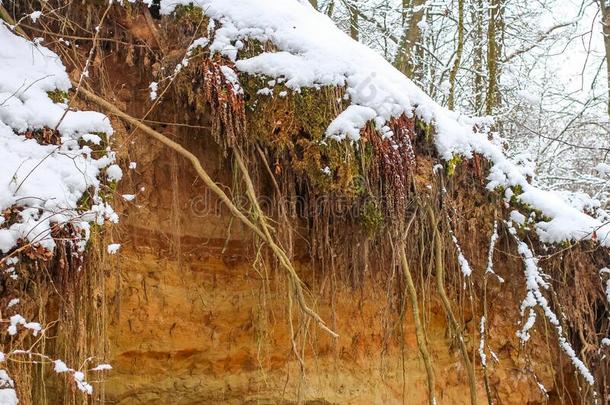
left=394, top=0, right=426, bottom=80
left=349, top=0, right=359, bottom=41
left=325, top=0, right=335, bottom=17
left=448, top=0, right=465, bottom=110
left=473, top=0, right=485, bottom=114
left=402, top=0, right=410, bottom=25
left=486, top=0, right=503, bottom=115
left=600, top=0, right=610, bottom=116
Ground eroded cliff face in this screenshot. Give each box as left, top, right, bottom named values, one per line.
left=83, top=12, right=588, bottom=403
left=101, top=119, right=564, bottom=404
left=2, top=5, right=604, bottom=404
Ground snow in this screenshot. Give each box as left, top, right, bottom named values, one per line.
left=517, top=89, right=540, bottom=105
left=29, top=11, right=42, bottom=23
left=81, top=133, right=102, bottom=145
left=509, top=224, right=594, bottom=385
left=595, top=162, right=610, bottom=174
left=478, top=316, right=487, bottom=367
left=73, top=371, right=93, bottom=394
left=53, top=360, right=69, bottom=373
left=220, top=66, right=243, bottom=95
left=0, top=370, right=17, bottom=405
left=417, top=19, right=429, bottom=32
left=107, top=243, right=121, bottom=254
left=449, top=226, right=472, bottom=277
left=6, top=299, right=19, bottom=309
left=7, top=315, right=25, bottom=336
left=24, top=322, right=42, bottom=336
left=91, top=364, right=112, bottom=371
left=153, top=0, right=610, bottom=248
left=106, top=164, right=123, bottom=182
left=510, top=210, right=526, bottom=226
left=327, top=105, right=377, bottom=141
left=149, top=81, right=158, bottom=101
left=485, top=220, right=504, bottom=283
left=0, top=22, right=115, bottom=254
left=6, top=314, right=40, bottom=336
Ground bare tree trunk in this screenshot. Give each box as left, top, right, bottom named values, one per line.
left=599, top=0, right=610, bottom=116
left=486, top=0, right=503, bottom=115
left=473, top=0, right=485, bottom=115
left=448, top=0, right=465, bottom=110
left=394, top=0, right=426, bottom=80
left=349, top=0, right=359, bottom=40
left=325, top=0, right=335, bottom=16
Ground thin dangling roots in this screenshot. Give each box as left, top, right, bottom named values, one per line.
left=427, top=203, right=478, bottom=405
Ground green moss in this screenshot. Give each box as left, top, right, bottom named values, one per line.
left=446, top=155, right=463, bottom=177
left=241, top=73, right=362, bottom=194
left=493, top=185, right=505, bottom=195
left=79, top=132, right=109, bottom=160
left=416, top=119, right=432, bottom=141
left=76, top=190, right=92, bottom=211
left=47, top=90, right=68, bottom=104
left=172, top=3, right=205, bottom=19
left=360, top=200, right=384, bottom=236
left=508, top=184, right=553, bottom=230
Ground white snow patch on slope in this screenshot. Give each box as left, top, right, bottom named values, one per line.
left=0, top=22, right=116, bottom=254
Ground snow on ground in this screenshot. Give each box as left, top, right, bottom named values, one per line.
left=0, top=22, right=116, bottom=255
left=156, top=0, right=610, bottom=246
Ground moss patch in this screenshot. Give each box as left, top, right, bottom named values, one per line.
left=47, top=89, right=68, bottom=104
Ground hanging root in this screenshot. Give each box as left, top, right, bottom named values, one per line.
left=399, top=210, right=436, bottom=405
left=480, top=218, right=498, bottom=405
left=233, top=149, right=338, bottom=338
left=426, top=203, right=478, bottom=405
left=75, top=87, right=338, bottom=339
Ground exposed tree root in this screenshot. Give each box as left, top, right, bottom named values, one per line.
left=480, top=218, right=497, bottom=405
left=398, top=210, right=436, bottom=405
left=427, top=203, right=478, bottom=405
left=233, top=148, right=339, bottom=338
